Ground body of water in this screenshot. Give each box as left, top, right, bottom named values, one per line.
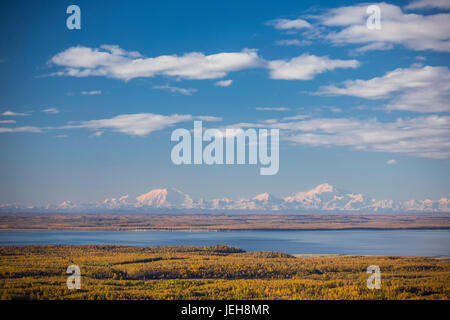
left=0, top=229, right=449, bottom=256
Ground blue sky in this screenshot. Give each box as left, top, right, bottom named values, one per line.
left=0, top=0, right=449, bottom=206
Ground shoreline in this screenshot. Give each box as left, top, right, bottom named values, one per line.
left=0, top=244, right=448, bottom=259
left=1, top=226, right=450, bottom=232
left=2, top=213, right=449, bottom=232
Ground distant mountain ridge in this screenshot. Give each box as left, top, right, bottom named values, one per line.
left=0, top=183, right=448, bottom=213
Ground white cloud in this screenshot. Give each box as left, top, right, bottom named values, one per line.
left=318, top=65, right=450, bottom=113
left=0, top=120, right=16, bottom=124
left=282, top=115, right=310, bottom=121
left=266, top=18, right=311, bottom=30
left=310, top=3, right=450, bottom=52
left=255, top=107, right=290, bottom=111
left=50, top=46, right=365, bottom=82
left=405, top=0, right=450, bottom=10
left=98, top=45, right=142, bottom=58
left=232, top=115, right=450, bottom=159
left=62, top=113, right=222, bottom=136
left=81, top=90, right=102, bottom=95
left=55, top=134, right=68, bottom=138
left=275, top=39, right=312, bottom=46
left=386, top=159, right=397, bottom=165
left=50, top=45, right=262, bottom=81
left=323, top=106, right=342, bottom=113
left=195, top=116, right=223, bottom=122
left=0, top=126, right=41, bottom=133
left=214, top=79, right=233, bottom=87
left=352, top=42, right=393, bottom=54
left=42, top=108, right=59, bottom=114
left=1, top=110, right=30, bottom=116
left=286, top=116, right=450, bottom=159
left=153, top=85, right=197, bottom=95
left=268, top=54, right=359, bottom=80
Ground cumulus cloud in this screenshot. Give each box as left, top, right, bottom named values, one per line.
left=42, top=108, right=59, bottom=114
left=50, top=45, right=262, bottom=81
left=1, top=110, right=30, bottom=116
left=405, top=0, right=450, bottom=10
left=231, top=115, right=450, bottom=159
left=214, top=79, right=233, bottom=87
left=268, top=54, right=359, bottom=80
left=153, top=84, right=197, bottom=95
left=62, top=113, right=222, bottom=136
left=81, top=90, right=102, bottom=95
left=266, top=18, right=311, bottom=30
left=308, top=2, right=450, bottom=52
left=317, top=65, right=450, bottom=113
left=49, top=45, right=359, bottom=82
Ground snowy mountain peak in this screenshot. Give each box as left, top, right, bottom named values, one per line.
left=309, top=183, right=337, bottom=194
left=101, top=194, right=130, bottom=209
left=57, top=200, right=76, bottom=209
left=0, top=185, right=448, bottom=213
left=253, top=192, right=279, bottom=202
left=136, top=188, right=193, bottom=208
left=285, top=183, right=339, bottom=203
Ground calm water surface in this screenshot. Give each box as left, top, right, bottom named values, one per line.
left=0, top=229, right=449, bottom=256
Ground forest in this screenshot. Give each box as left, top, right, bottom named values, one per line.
left=0, top=245, right=449, bottom=300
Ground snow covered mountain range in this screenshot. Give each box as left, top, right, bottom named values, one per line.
left=1, top=183, right=448, bottom=213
